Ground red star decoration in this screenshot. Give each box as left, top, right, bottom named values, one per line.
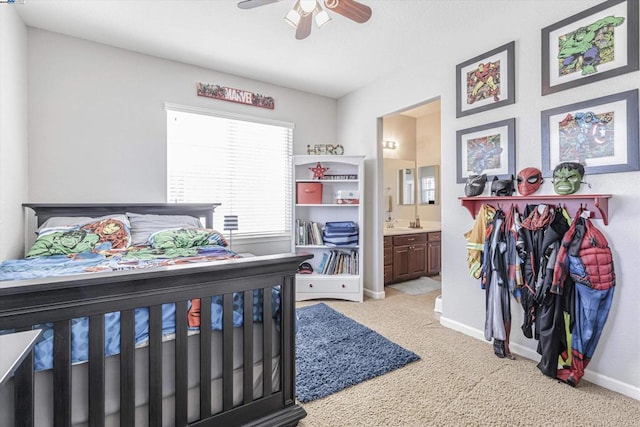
left=309, top=162, right=329, bottom=179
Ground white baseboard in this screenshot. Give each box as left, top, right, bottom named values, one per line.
left=364, top=288, right=385, bottom=300
left=439, top=315, right=640, bottom=401
left=434, top=295, right=442, bottom=313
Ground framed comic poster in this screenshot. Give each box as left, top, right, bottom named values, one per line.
left=456, top=41, right=515, bottom=118
left=541, top=89, right=639, bottom=177
left=541, top=0, right=639, bottom=95
left=456, top=118, right=516, bottom=183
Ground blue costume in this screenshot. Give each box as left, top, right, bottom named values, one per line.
left=552, top=208, right=615, bottom=386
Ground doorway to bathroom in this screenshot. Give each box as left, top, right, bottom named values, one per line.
left=381, top=97, right=442, bottom=294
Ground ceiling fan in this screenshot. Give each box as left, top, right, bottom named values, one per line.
left=238, top=0, right=372, bottom=40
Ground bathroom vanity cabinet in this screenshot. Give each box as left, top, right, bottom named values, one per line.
left=426, top=231, right=441, bottom=276
left=384, top=230, right=440, bottom=285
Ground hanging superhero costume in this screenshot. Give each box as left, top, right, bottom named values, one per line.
left=530, top=206, right=571, bottom=377
left=465, top=196, right=615, bottom=388
left=465, top=204, right=495, bottom=279
left=481, top=206, right=520, bottom=359
left=517, top=204, right=557, bottom=339
left=551, top=208, right=615, bottom=387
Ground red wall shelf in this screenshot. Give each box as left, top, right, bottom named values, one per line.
left=459, top=194, right=612, bottom=225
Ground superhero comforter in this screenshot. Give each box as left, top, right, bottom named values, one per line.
left=0, top=242, right=281, bottom=372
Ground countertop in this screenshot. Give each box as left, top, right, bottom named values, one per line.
left=383, top=221, right=441, bottom=236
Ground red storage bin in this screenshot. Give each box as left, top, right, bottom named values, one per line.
left=297, top=183, right=323, bottom=204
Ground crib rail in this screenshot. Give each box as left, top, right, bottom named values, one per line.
left=0, top=253, right=310, bottom=427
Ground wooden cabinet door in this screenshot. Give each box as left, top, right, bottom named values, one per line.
left=426, top=232, right=441, bottom=276
left=393, top=243, right=427, bottom=281
left=384, top=236, right=393, bottom=285
left=411, top=243, right=427, bottom=276
left=393, top=245, right=411, bottom=282
left=427, top=241, right=441, bottom=275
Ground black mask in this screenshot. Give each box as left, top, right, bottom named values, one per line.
left=491, top=175, right=515, bottom=196
left=464, top=174, right=487, bottom=197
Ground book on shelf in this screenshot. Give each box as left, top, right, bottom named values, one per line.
left=317, top=249, right=358, bottom=275
left=295, top=219, right=324, bottom=246
left=317, top=252, right=329, bottom=273
left=322, top=174, right=358, bottom=180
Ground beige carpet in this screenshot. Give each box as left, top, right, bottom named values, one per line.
left=296, top=289, right=640, bottom=427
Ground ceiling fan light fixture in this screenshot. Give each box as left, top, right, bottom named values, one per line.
left=284, top=0, right=303, bottom=28
left=314, top=4, right=331, bottom=28
left=284, top=8, right=301, bottom=28
left=299, top=0, right=317, bottom=14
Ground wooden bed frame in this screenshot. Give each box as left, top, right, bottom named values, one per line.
left=0, top=203, right=311, bottom=427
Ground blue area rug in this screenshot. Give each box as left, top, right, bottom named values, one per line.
left=295, top=303, right=420, bottom=403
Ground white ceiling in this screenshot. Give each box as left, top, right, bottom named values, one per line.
left=13, top=0, right=486, bottom=99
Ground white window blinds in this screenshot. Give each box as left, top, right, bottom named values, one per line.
left=166, top=104, right=293, bottom=237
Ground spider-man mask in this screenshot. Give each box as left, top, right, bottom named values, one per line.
left=516, top=167, right=543, bottom=196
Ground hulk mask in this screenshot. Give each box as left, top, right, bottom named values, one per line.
left=553, top=162, right=585, bottom=195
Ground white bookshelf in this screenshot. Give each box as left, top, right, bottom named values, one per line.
left=292, top=155, right=364, bottom=302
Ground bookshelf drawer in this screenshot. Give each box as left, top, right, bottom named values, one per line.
left=296, top=276, right=360, bottom=294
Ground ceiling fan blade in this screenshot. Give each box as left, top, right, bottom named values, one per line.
left=237, top=0, right=282, bottom=9
left=324, top=0, right=371, bottom=23
left=295, top=13, right=313, bottom=40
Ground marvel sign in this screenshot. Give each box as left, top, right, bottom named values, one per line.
left=197, top=82, right=275, bottom=110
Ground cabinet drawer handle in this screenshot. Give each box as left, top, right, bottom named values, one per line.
left=341, top=284, right=346, bottom=288
left=309, top=283, right=313, bottom=288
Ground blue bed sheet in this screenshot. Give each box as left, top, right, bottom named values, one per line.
left=0, top=246, right=281, bottom=371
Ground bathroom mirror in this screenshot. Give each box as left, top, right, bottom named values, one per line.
left=418, top=165, right=439, bottom=205
left=398, top=168, right=415, bottom=205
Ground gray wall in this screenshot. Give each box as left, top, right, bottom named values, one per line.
left=27, top=29, right=337, bottom=202
left=0, top=7, right=28, bottom=260
left=338, top=0, right=640, bottom=399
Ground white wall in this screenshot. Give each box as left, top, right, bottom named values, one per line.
left=337, top=1, right=640, bottom=399
left=0, top=7, right=28, bottom=260
left=24, top=29, right=338, bottom=256
left=27, top=29, right=337, bottom=202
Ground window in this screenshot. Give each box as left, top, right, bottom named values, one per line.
left=166, top=104, right=293, bottom=237
left=420, top=176, right=435, bottom=204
